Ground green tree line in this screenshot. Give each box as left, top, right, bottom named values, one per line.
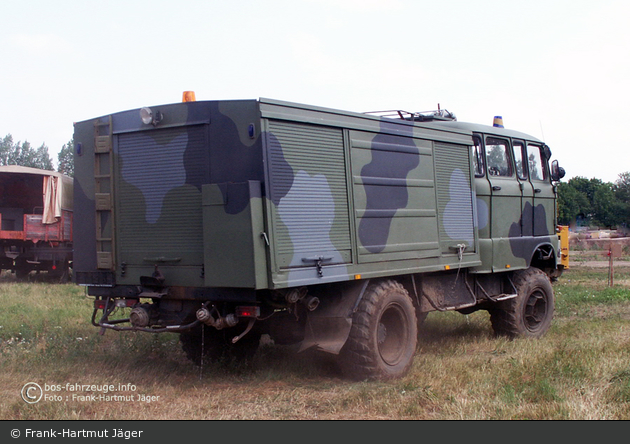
left=558, top=173, right=630, bottom=229
left=0, top=134, right=74, bottom=177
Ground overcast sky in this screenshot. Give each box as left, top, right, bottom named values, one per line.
left=1, top=0, right=628, bottom=183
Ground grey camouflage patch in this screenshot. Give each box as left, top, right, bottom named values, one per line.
left=278, top=170, right=348, bottom=283
left=120, top=132, right=188, bottom=224
left=443, top=168, right=475, bottom=245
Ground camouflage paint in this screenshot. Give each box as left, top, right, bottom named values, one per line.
left=508, top=202, right=553, bottom=261
left=443, top=168, right=475, bottom=246
left=74, top=98, right=560, bottom=301
left=119, top=132, right=189, bottom=224
left=429, top=121, right=562, bottom=273
left=475, top=194, right=489, bottom=231
left=278, top=169, right=349, bottom=285
left=358, top=123, right=419, bottom=254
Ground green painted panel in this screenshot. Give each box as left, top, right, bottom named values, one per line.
left=267, top=120, right=352, bottom=270
left=434, top=142, right=476, bottom=253
left=115, top=126, right=207, bottom=268
left=349, top=130, right=440, bottom=264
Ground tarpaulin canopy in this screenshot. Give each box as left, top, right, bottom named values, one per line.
left=0, top=165, right=73, bottom=224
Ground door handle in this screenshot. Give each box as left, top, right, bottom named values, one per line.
left=492, top=186, right=501, bottom=191
left=302, top=256, right=334, bottom=277
left=534, top=188, right=542, bottom=193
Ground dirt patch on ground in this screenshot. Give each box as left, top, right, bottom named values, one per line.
left=571, top=260, right=630, bottom=268
left=569, top=236, right=630, bottom=269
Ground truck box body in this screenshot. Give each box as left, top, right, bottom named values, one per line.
left=73, top=99, right=481, bottom=293
left=0, top=165, right=73, bottom=278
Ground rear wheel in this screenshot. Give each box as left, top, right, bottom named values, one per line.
left=340, top=280, right=417, bottom=380
left=490, top=267, right=554, bottom=338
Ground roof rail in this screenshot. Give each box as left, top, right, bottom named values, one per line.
left=364, top=107, right=456, bottom=122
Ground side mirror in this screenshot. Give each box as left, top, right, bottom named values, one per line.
left=550, top=160, right=565, bottom=181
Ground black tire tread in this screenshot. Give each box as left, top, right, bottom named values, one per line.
left=490, top=267, right=554, bottom=338
left=340, top=280, right=417, bottom=380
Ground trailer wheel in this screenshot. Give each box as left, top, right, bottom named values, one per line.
left=180, top=325, right=260, bottom=367
left=340, top=280, right=417, bottom=380
left=489, top=267, right=554, bottom=338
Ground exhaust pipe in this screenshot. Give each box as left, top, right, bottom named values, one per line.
left=303, top=296, right=320, bottom=311
left=285, top=287, right=308, bottom=304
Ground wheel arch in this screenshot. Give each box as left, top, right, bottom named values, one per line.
left=528, top=240, right=559, bottom=277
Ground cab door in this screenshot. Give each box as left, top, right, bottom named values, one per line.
left=512, top=139, right=534, bottom=237
left=485, top=136, right=523, bottom=270
left=472, top=135, right=492, bottom=270
left=527, top=142, right=555, bottom=236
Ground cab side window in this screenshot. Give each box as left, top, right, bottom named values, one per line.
left=513, top=141, right=527, bottom=180
left=527, top=144, right=546, bottom=181
left=473, top=136, right=485, bottom=177
left=486, top=137, right=512, bottom=177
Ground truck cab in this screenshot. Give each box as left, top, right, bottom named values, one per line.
left=432, top=120, right=564, bottom=276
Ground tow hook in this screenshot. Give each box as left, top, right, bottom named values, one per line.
left=232, top=319, right=255, bottom=344
left=196, top=305, right=261, bottom=343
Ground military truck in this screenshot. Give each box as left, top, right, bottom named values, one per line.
left=73, top=96, right=567, bottom=380
left=0, top=165, right=73, bottom=280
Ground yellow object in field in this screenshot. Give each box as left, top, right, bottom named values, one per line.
left=559, top=225, right=570, bottom=269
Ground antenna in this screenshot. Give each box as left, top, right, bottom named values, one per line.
left=539, top=120, right=546, bottom=142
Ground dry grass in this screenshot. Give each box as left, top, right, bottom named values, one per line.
left=2, top=265, right=630, bottom=420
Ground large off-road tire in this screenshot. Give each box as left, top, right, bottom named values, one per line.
left=180, top=325, right=261, bottom=367
left=489, top=267, right=555, bottom=338
left=340, top=280, right=418, bottom=381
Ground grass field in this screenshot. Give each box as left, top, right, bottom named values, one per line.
left=2, top=265, right=630, bottom=420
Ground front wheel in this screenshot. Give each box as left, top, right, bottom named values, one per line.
left=489, top=267, right=555, bottom=338
left=340, top=280, right=418, bottom=380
